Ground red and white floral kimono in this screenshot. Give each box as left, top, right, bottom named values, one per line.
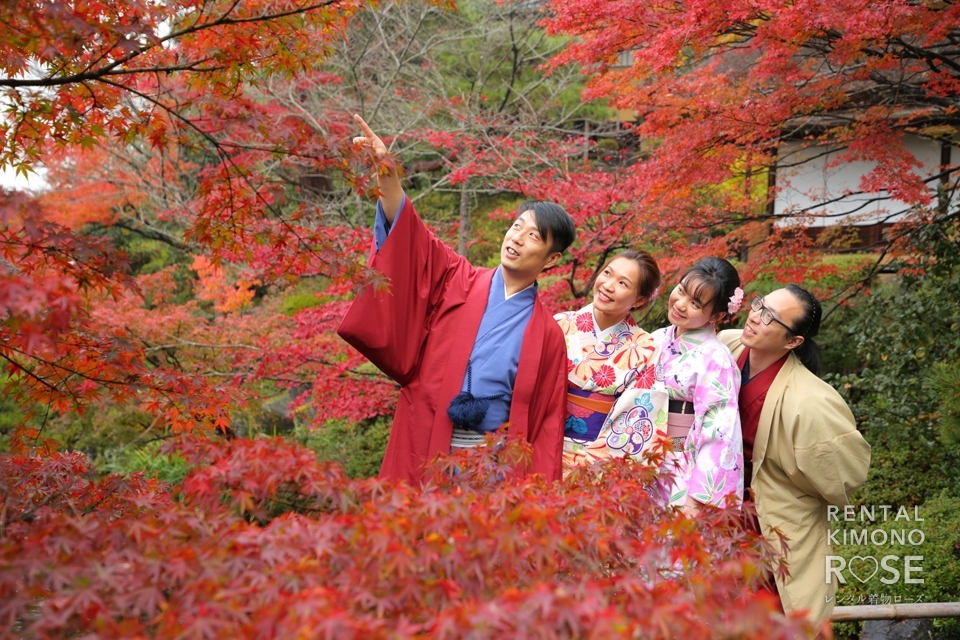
left=555, top=304, right=657, bottom=472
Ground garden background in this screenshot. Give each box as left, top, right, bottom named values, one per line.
left=2, top=0, right=959, bottom=637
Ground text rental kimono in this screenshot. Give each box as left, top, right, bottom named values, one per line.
left=337, top=197, right=568, bottom=483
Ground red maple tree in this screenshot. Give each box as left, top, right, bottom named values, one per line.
left=0, top=437, right=815, bottom=638
left=541, top=0, right=960, bottom=293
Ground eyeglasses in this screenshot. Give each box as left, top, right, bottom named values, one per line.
left=751, top=296, right=796, bottom=334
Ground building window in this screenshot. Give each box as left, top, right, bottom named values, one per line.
left=612, top=50, right=634, bottom=68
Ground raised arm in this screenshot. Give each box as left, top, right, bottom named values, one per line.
left=339, top=116, right=471, bottom=386
left=353, top=114, right=403, bottom=222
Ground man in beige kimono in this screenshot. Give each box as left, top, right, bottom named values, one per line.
left=718, top=284, right=871, bottom=629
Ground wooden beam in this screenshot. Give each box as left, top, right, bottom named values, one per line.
left=832, top=602, right=960, bottom=621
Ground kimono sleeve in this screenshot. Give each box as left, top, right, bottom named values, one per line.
left=530, top=331, right=567, bottom=481
left=791, top=387, right=871, bottom=506
left=337, top=196, right=471, bottom=386
left=687, top=345, right=744, bottom=507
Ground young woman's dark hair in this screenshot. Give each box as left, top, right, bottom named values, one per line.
left=784, top=284, right=823, bottom=376
left=679, top=256, right=741, bottom=319
left=517, top=200, right=576, bottom=254
left=598, top=249, right=662, bottom=312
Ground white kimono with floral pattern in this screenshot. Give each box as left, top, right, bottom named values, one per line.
left=555, top=304, right=656, bottom=471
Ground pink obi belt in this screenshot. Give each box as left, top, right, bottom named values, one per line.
left=564, top=386, right=616, bottom=442
left=666, top=399, right=694, bottom=440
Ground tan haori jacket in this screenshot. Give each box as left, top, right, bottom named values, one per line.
left=719, top=330, right=872, bottom=626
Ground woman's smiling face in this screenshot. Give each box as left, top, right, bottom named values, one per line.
left=592, top=257, right=644, bottom=323
left=667, top=276, right=720, bottom=336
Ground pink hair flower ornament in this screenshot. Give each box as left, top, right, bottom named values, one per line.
left=728, top=287, right=744, bottom=314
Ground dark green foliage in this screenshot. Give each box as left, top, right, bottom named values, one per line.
left=295, top=417, right=390, bottom=478
left=826, top=218, right=960, bottom=503
left=86, top=224, right=197, bottom=306
left=927, top=362, right=960, bottom=446
left=0, top=373, right=26, bottom=452
left=819, top=217, right=960, bottom=637
left=56, top=407, right=151, bottom=457
left=102, top=441, right=191, bottom=485
left=815, top=302, right=864, bottom=381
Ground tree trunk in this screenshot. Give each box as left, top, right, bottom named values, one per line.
left=458, top=180, right=471, bottom=257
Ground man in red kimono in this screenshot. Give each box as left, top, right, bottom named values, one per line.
left=337, top=115, right=575, bottom=484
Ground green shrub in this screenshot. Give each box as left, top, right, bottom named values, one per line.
left=0, top=374, right=26, bottom=453
left=101, top=441, right=191, bottom=485
left=825, top=218, right=960, bottom=502
left=821, top=217, right=960, bottom=637
left=279, top=290, right=327, bottom=315
left=831, top=491, right=960, bottom=639
left=279, top=278, right=333, bottom=316
left=927, top=362, right=960, bottom=446
left=295, top=417, right=390, bottom=478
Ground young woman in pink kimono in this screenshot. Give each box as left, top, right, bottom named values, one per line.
left=648, top=257, right=745, bottom=515
left=555, top=250, right=661, bottom=473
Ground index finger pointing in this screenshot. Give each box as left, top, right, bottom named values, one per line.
left=353, top=113, right=376, bottom=138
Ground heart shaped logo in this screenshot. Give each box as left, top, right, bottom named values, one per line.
left=848, top=556, right=879, bottom=583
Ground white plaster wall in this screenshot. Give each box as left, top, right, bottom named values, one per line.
left=774, top=136, right=958, bottom=227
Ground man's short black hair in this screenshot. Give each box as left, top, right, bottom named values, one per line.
left=517, top=200, right=576, bottom=254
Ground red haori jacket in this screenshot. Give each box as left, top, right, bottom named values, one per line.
left=337, top=197, right=567, bottom=483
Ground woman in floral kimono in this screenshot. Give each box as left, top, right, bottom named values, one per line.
left=555, top=250, right=661, bottom=473
left=649, top=257, right=745, bottom=514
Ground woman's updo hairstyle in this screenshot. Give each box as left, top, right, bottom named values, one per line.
left=603, top=249, right=661, bottom=312
left=785, top=284, right=823, bottom=376
left=679, top=256, right=741, bottom=320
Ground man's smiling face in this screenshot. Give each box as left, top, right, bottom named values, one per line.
left=499, top=210, right=560, bottom=282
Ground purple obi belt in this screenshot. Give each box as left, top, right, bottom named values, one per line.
left=564, top=386, right=616, bottom=442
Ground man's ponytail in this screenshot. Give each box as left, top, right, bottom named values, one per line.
left=785, top=284, right=823, bottom=377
